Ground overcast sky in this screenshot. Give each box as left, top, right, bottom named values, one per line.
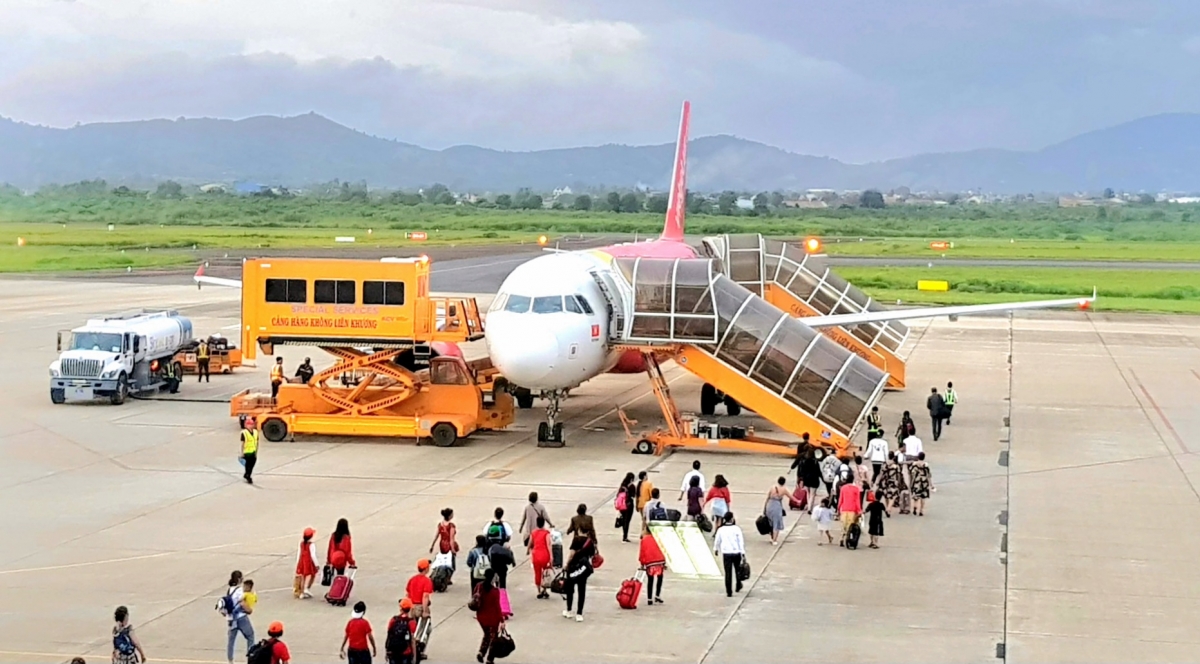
left=1, top=0, right=1198, bottom=162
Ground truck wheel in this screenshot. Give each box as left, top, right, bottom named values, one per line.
left=724, top=396, right=742, bottom=417
left=50, top=388, right=65, bottom=405
left=700, top=383, right=717, bottom=416
left=431, top=422, right=458, bottom=448
left=110, top=374, right=128, bottom=405
left=633, top=439, right=654, bottom=455
left=514, top=387, right=534, bottom=409
left=261, top=418, right=289, bottom=442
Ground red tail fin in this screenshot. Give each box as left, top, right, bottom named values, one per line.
left=660, top=101, right=690, bottom=242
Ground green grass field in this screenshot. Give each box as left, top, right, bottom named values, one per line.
left=822, top=238, right=1200, bottom=262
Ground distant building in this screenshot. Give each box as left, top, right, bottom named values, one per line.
left=199, top=183, right=227, bottom=194
left=783, top=199, right=829, bottom=209
left=234, top=181, right=267, bottom=195
left=735, top=197, right=754, bottom=210
left=1169, top=196, right=1200, bottom=204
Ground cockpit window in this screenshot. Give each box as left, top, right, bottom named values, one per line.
left=489, top=293, right=509, bottom=313
left=504, top=295, right=532, bottom=313
left=532, top=296, right=564, bottom=314
left=565, top=296, right=582, bottom=314
left=574, top=295, right=595, bottom=315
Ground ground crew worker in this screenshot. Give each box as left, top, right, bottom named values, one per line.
left=944, top=382, right=958, bottom=425
left=270, top=357, right=285, bottom=399
left=240, top=418, right=259, bottom=484
left=196, top=338, right=210, bottom=383
left=866, top=406, right=883, bottom=440
left=163, top=359, right=179, bottom=394
left=295, top=357, right=315, bottom=384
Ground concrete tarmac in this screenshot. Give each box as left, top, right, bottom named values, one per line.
left=2, top=276, right=1200, bottom=663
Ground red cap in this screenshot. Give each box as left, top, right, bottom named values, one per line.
left=268, top=621, right=284, bottom=636
left=303, top=527, right=315, bottom=539
left=417, top=558, right=430, bottom=571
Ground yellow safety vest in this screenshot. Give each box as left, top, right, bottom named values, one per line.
left=197, top=342, right=209, bottom=359
left=945, top=388, right=957, bottom=406
left=270, top=364, right=284, bottom=383
left=241, top=429, right=259, bottom=455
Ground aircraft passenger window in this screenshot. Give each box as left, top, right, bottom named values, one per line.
left=532, top=296, right=564, bottom=314
left=363, top=280, right=405, bottom=305
left=504, top=295, right=532, bottom=313
left=574, top=295, right=595, bottom=315
left=565, top=296, right=582, bottom=314
left=265, top=278, right=307, bottom=303
left=314, top=279, right=356, bottom=304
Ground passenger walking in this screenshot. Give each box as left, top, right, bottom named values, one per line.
left=197, top=338, right=210, bottom=383
left=643, top=488, right=666, bottom=522
left=295, top=527, right=319, bottom=599
left=685, top=474, right=704, bottom=522
left=635, top=471, right=654, bottom=532
left=472, top=570, right=505, bottom=664
left=866, top=406, right=884, bottom=440
left=864, top=492, right=889, bottom=549
left=903, top=432, right=924, bottom=460
left=385, top=600, right=417, bottom=664
left=853, top=455, right=871, bottom=508
left=812, top=499, right=835, bottom=545
left=820, top=452, right=840, bottom=508
left=944, top=382, right=957, bottom=424
left=789, top=432, right=810, bottom=484
left=865, top=436, right=889, bottom=485
left=763, top=477, right=788, bottom=544
left=466, top=535, right=490, bottom=594
left=799, top=448, right=823, bottom=515
left=567, top=503, right=597, bottom=551
left=678, top=460, right=705, bottom=501
left=518, top=492, right=552, bottom=549
left=705, top=474, right=732, bottom=526
left=341, top=601, right=377, bottom=664
left=270, top=356, right=285, bottom=399
left=222, top=570, right=254, bottom=664
left=488, top=538, right=515, bottom=591
left=258, top=621, right=291, bottom=664
left=563, top=535, right=596, bottom=622
left=329, top=518, right=357, bottom=576
left=295, top=357, right=315, bottom=384
left=837, top=479, right=863, bottom=547
left=712, top=513, right=746, bottom=597
left=617, top=472, right=637, bottom=542
left=896, top=410, right=916, bottom=441
left=877, top=452, right=907, bottom=513
left=429, top=508, right=458, bottom=575
left=484, top=507, right=514, bottom=544
left=639, top=530, right=667, bottom=605
left=927, top=387, right=947, bottom=441
left=910, top=452, right=934, bottom=516
left=405, top=559, right=434, bottom=620
left=111, top=605, right=146, bottom=664
left=239, top=418, right=258, bottom=485
left=529, top=516, right=552, bottom=599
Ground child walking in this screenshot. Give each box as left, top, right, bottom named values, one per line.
left=813, top=498, right=834, bottom=545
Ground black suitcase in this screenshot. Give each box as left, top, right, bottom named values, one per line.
left=695, top=513, right=713, bottom=533
left=665, top=508, right=682, bottom=523
left=755, top=514, right=771, bottom=536
left=551, top=542, right=563, bottom=568
left=846, top=522, right=861, bottom=550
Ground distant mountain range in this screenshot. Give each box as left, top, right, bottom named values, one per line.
left=2, top=111, right=1199, bottom=193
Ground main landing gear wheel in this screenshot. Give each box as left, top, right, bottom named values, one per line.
left=514, top=387, right=535, bottom=409
left=261, top=418, right=289, bottom=443
left=431, top=422, right=458, bottom=448
left=700, top=383, right=718, bottom=416
left=633, top=439, right=654, bottom=455
left=724, top=396, right=742, bottom=416
left=536, top=390, right=567, bottom=447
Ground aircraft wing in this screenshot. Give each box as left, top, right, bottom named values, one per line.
left=193, top=265, right=242, bottom=289
left=803, top=289, right=1096, bottom=329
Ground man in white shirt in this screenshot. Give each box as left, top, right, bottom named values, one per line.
left=712, top=512, right=746, bottom=597
left=678, top=460, right=706, bottom=501
left=903, top=435, right=924, bottom=460
left=865, top=436, right=890, bottom=484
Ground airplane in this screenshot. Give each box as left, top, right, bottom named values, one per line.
left=482, top=100, right=1097, bottom=445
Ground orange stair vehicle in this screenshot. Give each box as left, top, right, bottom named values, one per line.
left=229, top=257, right=513, bottom=446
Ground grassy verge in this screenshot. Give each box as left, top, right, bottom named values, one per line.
left=821, top=238, right=1200, bottom=262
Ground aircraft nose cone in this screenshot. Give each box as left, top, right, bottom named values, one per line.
left=486, top=315, right=561, bottom=387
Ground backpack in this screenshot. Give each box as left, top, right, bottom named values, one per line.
left=472, top=548, right=491, bottom=579
left=614, top=491, right=628, bottom=512
left=217, top=590, right=236, bottom=617
left=486, top=522, right=506, bottom=545
left=113, top=626, right=136, bottom=656
left=648, top=503, right=667, bottom=522
left=385, top=615, right=413, bottom=656
left=246, top=638, right=275, bottom=664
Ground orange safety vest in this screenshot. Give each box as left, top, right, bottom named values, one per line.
left=270, top=364, right=284, bottom=383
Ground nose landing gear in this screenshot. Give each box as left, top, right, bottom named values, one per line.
left=536, top=389, right=567, bottom=447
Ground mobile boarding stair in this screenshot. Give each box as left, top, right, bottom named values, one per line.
left=703, top=234, right=911, bottom=389
left=602, top=257, right=889, bottom=458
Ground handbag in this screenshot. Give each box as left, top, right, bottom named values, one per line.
left=590, top=553, right=604, bottom=570
left=490, top=625, right=516, bottom=659
left=321, top=564, right=335, bottom=587
left=467, top=586, right=481, bottom=612
left=736, top=555, right=751, bottom=582
left=549, top=571, right=567, bottom=594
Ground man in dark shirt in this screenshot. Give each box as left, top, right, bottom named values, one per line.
left=487, top=541, right=514, bottom=590
left=295, top=358, right=315, bottom=384
left=927, top=387, right=946, bottom=442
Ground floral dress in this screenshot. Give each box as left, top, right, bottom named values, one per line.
left=878, top=461, right=907, bottom=503
left=910, top=462, right=932, bottom=500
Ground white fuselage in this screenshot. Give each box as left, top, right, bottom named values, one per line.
left=484, top=252, right=620, bottom=391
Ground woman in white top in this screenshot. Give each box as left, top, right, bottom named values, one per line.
left=712, top=512, right=746, bottom=597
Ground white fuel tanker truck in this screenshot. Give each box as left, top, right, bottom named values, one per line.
left=50, top=310, right=193, bottom=404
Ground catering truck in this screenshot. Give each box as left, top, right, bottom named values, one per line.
left=50, top=310, right=193, bottom=404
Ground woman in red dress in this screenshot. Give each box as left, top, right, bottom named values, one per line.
left=428, top=507, right=460, bottom=575
left=528, top=516, right=552, bottom=599
left=295, top=527, right=319, bottom=599
left=639, top=532, right=666, bottom=605
left=327, top=518, right=355, bottom=574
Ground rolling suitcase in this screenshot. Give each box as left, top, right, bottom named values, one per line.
left=846, top=522, right=861, bottom=550
left=616, top=570, right=645, bottom=610
left=552, top=542, right=563, bottom=569
left=755, top=514, right=771, bottom=536
left=789, top=486, right=808, bottom=511
left=695, top=513, right=713, bottom=533
left=325, top=567, right=355, bottom=606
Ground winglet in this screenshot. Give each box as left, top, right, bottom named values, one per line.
left=660, top=100, right=690, bottom=242
left=194, top=264, right=205, bottom=290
